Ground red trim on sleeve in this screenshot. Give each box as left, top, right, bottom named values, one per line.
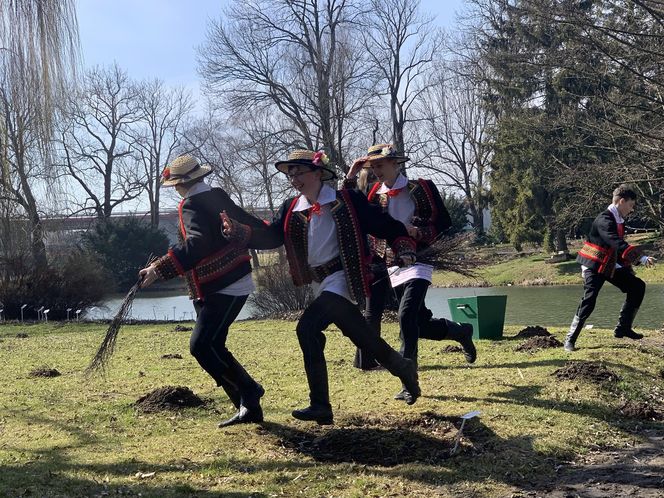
left=367, top=183, right=382, bottom=203
left=167, top=248, right=186, bottom=275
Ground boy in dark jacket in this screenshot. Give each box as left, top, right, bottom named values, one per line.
left=139, top=154, right=266, bottom=427
left=565, top=184, right=655, bottom=351
left=223, top=149, right=420, bottom=425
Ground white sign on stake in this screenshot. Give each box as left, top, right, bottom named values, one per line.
left=451, top=410, right=481, bottom=456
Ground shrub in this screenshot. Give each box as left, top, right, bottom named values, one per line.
left=248, top=264, right=313, bottom=317
left=82, top=218, right=169, bottom=292
left=0, top=250, right=108, bottom=320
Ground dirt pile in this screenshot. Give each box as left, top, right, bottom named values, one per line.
left=29, top=366, right=61, bottom=378
left=441, top=345, right=463, bottom=354
left=161, top=353, right=183, bottom=360
left=619, top=400, right=663, bottom=421
left=516, top=335, right=562, bottom=352
left=173, top=325, right=192, bottom=332
left=272, top=412, right=460, bottom=466
left=135, top=386, right=204, bottom=413
left=15, top=332, right=29, bottom=338
left=514, top=325, right=551, bottom=338
left=553, top=361, right=620, bottom=384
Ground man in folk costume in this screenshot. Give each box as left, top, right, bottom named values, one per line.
left=222, top=149, right=420, bottom=425
left=344, top=144, right=476, bottom=402
left=565, top=184, right=655, bottom=351
left=139, top=154, right=267, bottom=428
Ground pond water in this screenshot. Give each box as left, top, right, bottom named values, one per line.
left=87, top=283, right=664, bottom=329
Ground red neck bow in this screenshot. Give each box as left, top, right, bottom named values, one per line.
left=308, top=202, right=322, bottom=220
left=386, top=187, right=403, bottom=197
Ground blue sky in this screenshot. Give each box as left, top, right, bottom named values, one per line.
left=77, top=0, right=466, bottom=97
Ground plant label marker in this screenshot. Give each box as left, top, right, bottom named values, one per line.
left=451, top=410, right=481, bottom=456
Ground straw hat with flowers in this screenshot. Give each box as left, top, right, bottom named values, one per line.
left=160, top=154, right=213, bottom=187
left=275, top=150, right=337, bottom=181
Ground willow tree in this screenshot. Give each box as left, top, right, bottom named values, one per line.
left=0, top=0, right=80, bottom=267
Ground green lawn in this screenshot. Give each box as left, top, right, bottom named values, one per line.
left=0, top=320, right=662, bottom=497
left=432, top=236, right=664, bottom=287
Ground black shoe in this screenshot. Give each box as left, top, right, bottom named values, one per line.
left=394, top=388, right=415, bottom=404
left=291, top=405, right=334, bottom=425
left=614, top=329, right=644, bottom=340
left=398, top=358, right=420, bottom=405
left=445, top=321, right=477, bottom=363
left=218, top=405, right=263, bottom=428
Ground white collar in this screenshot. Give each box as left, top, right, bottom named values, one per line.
left=184, top=181, right=211, bottom=198
left=608, top=204, right=624, bottom=224
left=377, top=173, right=408, bottom=194
left=293, top=184, right=336, bottom=212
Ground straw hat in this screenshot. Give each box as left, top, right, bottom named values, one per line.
left=361, top=143, right=410, bottom=166
left=161, top=154, right=212, bottom=187
left=275, top=150, right=337, bottom=181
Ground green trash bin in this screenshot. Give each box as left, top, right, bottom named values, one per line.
left=447, top=295, right=507, bottom=340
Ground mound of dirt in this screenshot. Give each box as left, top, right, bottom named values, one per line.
left=161, top=353, right=183, bottom=360
left=619, top=400, right=663, bottom=421
left=135, top=386, right=204, bottom=413
left=515, top=335, right=562, bottom=352
left=514, top=325, right=551, bottom=338
left=29, top=366, right=61, bottom=378
left=173, top=325, right=192, bottom=332
left=15, top=332, right=29, bottom=339
left=441, top=345, right=463, bottom=354
left=272, top=412, right=460, bottom=466
left=554, top=361, right=620, bottom=384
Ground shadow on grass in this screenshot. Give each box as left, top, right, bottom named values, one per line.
left=0, top=408, right=265, bottom=497
left=257, top=415, right=577, bottom=492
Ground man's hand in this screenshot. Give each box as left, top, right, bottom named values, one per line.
left=398, top=253, right=416, bottom=267
left=406, top=225, right=420, bottom=240
left=346, top=156, right=368, bottom=179
left=138, top=265, right=159, bottom=288
left=220, top=210, right=234, bottom=238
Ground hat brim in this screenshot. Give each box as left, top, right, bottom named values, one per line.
left=275, top=159, right=337, bottom=181
left=363, top=154, right=410, bottom=166
left=161, top=164, right=213, bottom=187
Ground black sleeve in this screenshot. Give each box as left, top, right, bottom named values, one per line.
left=217, top=188, right=267, bottom=229
left=596, top=211, right=642, bottom=265
left=428, top=180, right=453, bottom=234
left=350, top=190, right=410, bottom=244
left=168, top=198, right=214, bottom=272
left=244, top=199, right=289, bottom=250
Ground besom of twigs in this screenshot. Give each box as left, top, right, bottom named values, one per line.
left=86, top=256, right=154, bottom=376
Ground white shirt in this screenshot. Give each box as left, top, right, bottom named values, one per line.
left=184, top=181, right=255, bottom=296
left=378, top=174, right=433, bottom=287
left=293, top=184, right=352, bottom=301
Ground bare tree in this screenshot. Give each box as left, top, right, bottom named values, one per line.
left=58, top=64, right=144, bottom=218
left=361, top=0, right=443, bottom=155
left=199, top=0, right=373, bottom=173
left=417, top=64, right=492, bottom=234
left=0, top=0, right=79, bottom=267
left=131, top=79, right=192, bottom=227
left=0, top=82, right=50, bottom=267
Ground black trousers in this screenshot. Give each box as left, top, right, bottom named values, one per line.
left=296, top=291, right=402, bottom=407
left=192, top=293, right=261, bottom=408
left=355, top=275, right=450, bottom=368
left=575, top=267, right=646, bottom=324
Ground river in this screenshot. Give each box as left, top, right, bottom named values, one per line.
left=86, top=283, right=664, bottom=329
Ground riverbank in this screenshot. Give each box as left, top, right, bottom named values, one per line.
left=432, top=235, right=664, bottom=287
left=1, top=320, right=662, bottom=497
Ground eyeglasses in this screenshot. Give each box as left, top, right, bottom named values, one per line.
left=285, top=170, right=313, bottom=180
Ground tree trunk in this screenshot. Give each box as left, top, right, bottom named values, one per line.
left=555, top=229, right=568, bottom=253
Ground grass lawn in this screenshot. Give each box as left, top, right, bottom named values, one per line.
left=0, top=319, right=662, bottom=497
left=432, top=235, right=664, bottom=288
